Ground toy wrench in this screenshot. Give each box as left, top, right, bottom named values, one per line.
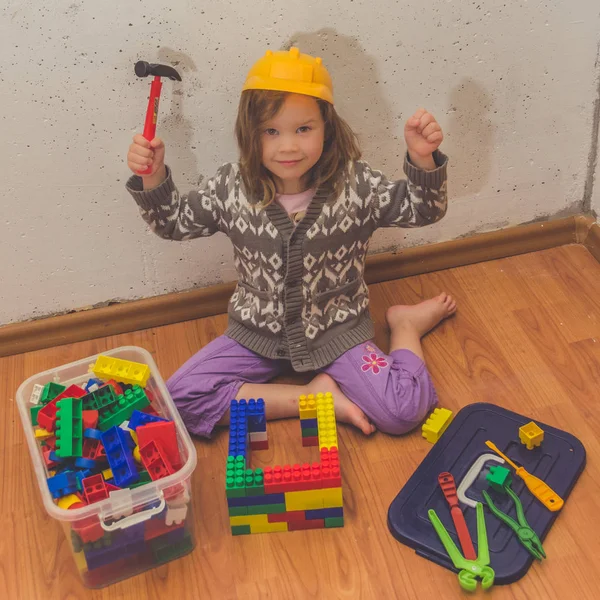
left=482, top=485, right=546, bottom=561
left=428, top=502, right=495, bottom=592
left=438, top=472, right=476, bottom=559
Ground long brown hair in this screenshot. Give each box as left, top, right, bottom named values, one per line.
left=235, top=90, right=361, bottom=205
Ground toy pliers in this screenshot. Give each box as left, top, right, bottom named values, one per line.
left=482, top=486, right=546, bottom=560
left=428, top=502, right=495, bottom=592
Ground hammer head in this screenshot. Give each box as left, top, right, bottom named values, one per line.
left=135, top=61, right=182, bottom=81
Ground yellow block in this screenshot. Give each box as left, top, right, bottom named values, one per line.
left=250, top=522, right=288, bottom=534
left=58, top=494, right=82, bottom=510
left=73, top=551, right=87, bottom=572
left=133, top=445, right=141, bottom=463
left=299, top=394, right=317, bottom=420
left=316, top=392, right=338, bottom=450
left=91, top=355, right=151, bottom=387
left=102, top=468, right=113, bottom=480
left=421, top=408, right=453, bottom=444
left=35, top=428, right=53, bottom=441
left=230, top=514, right=270, bottom=527
left=285, top=489, right=324, bottom=511
left=321, top=487, right=343, bottom=508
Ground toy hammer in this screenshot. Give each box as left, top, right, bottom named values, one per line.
left=134, top=61, right=182, bottom=174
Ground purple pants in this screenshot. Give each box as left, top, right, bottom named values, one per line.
left=167, top=335, right=438, bottom=437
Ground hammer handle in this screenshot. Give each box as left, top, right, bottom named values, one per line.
left=140, top=76, right=162, bottom=174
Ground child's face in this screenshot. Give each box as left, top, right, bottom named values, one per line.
left=261, top=93, right=325, bottom=193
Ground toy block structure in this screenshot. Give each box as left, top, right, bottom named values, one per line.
left=91, top=355, right=151, bottom=388
left=225, top=395, right=343, bottom=535
left=422, top=407, right=454, bottom=444
left=519, top=421, right=544, bottom=450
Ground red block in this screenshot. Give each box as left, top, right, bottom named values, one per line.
left=82, top=474, right=108, bottom=504
left=302, top=436, right=319, bottom=447
left=37, top=384, right=86, bottom=431
left=105, top=483, right=121, bottom=493
left=140, top=440, right=175, bottom=481
left=82, top=410, right=99, bottom=430
left=137, top=421, right=181, bottom=470
left=72, top=514, right=104, bottom=543
left=288, top=518, right=325, bottom=531
left=320, top=448, right=341, bottom=487
left=105, top=379, right=123, bottom=395
left=250, top=441, right=269, bottom=451
left=42, top=446, right=60, bottom=469
left=44, top=436, right=57, bottom=450
left=263, top=463, right=322, bottom=493
left=268, top=510, right=307, bottom=523
left=80, top=438, right=100, bottom=462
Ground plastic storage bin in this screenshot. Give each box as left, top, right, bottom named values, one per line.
left=16, top=346, right=197, bottom=588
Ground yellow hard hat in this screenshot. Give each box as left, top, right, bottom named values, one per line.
left=242, top=47, right=334, bottom=104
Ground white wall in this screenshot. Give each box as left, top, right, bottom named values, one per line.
left=2, top=0, right=600, bottom=326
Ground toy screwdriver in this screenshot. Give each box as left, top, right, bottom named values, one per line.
left=428, top=502, right=495, bottom=592
left=482, top=485, right=546, bottom=561
left=485, top=441, right=564, bottom=511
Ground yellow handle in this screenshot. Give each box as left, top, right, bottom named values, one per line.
left=485, top=441, right=564, bottom=512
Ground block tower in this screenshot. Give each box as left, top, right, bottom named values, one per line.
left=225, top=393, right=343, bottom=535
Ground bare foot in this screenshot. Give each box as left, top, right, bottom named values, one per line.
left=386, top=292, right=457, bottom=338
left=307, top=373, right=376, bottom=436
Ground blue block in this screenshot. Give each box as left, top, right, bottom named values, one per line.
left=49, top=451, right=67, bottom=464
left=47, top=470, right=79, bottom=499
left=301, top=418, right=318, bottom=429
left=227, top=493, right=285, bottom=507
left=85, top=378, right=104, bottom=392
left=84, top=428, right=103, bottom=440
left=128, top=409, right=168, bottom=431
left=305, top=507, right=344, bottom=520
left=101, top=426, right=139, bottom=487
left=74, top=457, right=97, bottom=470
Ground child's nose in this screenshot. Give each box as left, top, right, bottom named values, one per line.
left=279, top=134, right=299, bottom=152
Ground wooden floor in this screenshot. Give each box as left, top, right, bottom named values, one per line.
left=2, top=244, right=600, bottom=599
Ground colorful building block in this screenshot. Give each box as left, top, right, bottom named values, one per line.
left=128, top=409, right=168, bottom=431
left=82, top=474, right=109, bottom=504
left=486, top=465, right=513, bottom=493
left=101, top=426, right=139, bottom=487
left=97, top=386, right=150, bottom=431
left=91, top=355, right=151, bottom=387
left=136, top=420, right=181, bottom=469
left=298, top=394, right=317, bottom=419
left=139, top=439, right=174, bottom=481
left=30, top=405, right=43, bottom=426
left=30, top=383, right=45, bottom=405
left=47, top=470, right=80, bottom=499
left=302, top=435, right=319, bottom=447
left=316, top=392, right=338, bottom=450
left=40, top=382, right=66, bottom=404
left=55, top=398, right=84, bottom=458
left=421, top=407, right=454, bottom=444
left=519, top=421, right=544, bottom=450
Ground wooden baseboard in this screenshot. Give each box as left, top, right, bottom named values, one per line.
left=0, top=214, right=594, bottom=358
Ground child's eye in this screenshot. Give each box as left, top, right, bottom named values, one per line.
left=297, top=126, right=312, bottom=133
left=265, top=128, right=278, bottom=136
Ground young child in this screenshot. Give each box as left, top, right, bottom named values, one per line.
left=126, top=48, right=455, bottom=438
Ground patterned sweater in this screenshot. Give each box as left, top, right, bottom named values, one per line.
left=126, top=151, right=448, bottom=372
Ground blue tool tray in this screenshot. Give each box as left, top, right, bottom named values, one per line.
left=387, top=402, right=586, bottom=584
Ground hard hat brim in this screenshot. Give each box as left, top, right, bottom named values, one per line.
left=242, top=76, right=334, bottom=104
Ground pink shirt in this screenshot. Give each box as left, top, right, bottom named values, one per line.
left=276, top=188, right=315, bottom=225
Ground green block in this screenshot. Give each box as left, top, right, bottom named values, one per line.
left=41, top=382, right=66, bottom=404
left=231, top=525, right=251, bottom=536
left=486, top=465, right=513, bottom=493
left=245, top=467, right=265, bottom=496
left=325, top=516, right=344, bottom=528
left=55, top=398, right=83, bottom=458
left=30, top=405, right=43, bottom=426
left=129, top=470, right=152, bottom=488
left=247, top=503, right=286, bottom=515
left=97, top=386, right=150, bottom=431
left=82, top=386, right=117, bottom=411
left=301, top=427, right=319, bottom=437
left=225, top=456, right=246, bottom=498
left=153, top=534, right=194, bottom=564
left=228, top=506, right=248, bottom=516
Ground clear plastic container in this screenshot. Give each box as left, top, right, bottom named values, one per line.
left=16, top=346, right=197, bottom=588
